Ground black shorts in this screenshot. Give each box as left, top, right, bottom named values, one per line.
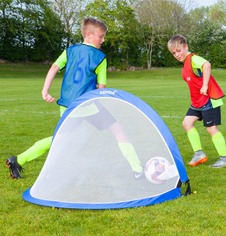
left=59, top=101, right=116, bottom=134
left=186, top=106, right=221, bottom=127
left=85, top=104, right=116, bottom=130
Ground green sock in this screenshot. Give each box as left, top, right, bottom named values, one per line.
left=17, top=136, right=52, bottom=166
left=118, top=142, right=143, bottom=172
left=212, top=132, right=226, bottom=157
left=187, top=128, right=202, bottom=152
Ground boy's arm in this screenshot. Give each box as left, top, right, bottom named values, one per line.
left=200, top=61, right=211, bottom=96
left=97, top=83, right=106, bottom=89
left=42, top=64, right=60, bottom=103
left=42, top=50, right=67, bottom=103
left=96, top=58, right=107, bottom=89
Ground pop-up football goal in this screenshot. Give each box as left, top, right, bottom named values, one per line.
left=23, top=88, right=190, bottom=209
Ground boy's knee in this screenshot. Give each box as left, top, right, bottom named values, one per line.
left=206, top=126, right=219, bottom=136
left=182, top=120, right=188, bottom=130
left=182, top=116, right=197, bottom=132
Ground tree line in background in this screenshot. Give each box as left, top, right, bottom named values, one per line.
left=0, top=0, right=225, bottom=69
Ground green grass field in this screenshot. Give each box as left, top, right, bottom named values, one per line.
left=0, top=64, right=225, bottom=235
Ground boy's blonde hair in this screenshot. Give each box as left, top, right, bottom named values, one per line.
left=168, top=35, right=187, bottom=52
left=81, top=18, right=107, bottom=38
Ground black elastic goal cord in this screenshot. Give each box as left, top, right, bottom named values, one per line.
left=183, top=180, right=192, bottom=196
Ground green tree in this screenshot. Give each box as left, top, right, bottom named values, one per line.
left=114, top=1, right=142, bottom=68
left=208, top=0, right=226, bottom=28
left=0, top=0, right=22, bottom=61
left=188, top=4, right=226, bottom=68
left=80, top=0, right=141, bottom=69
left=133, top=0, right=191, bottom=69
left=51, top=0, right=86, bottom=47
left=30, top=0, right=66, bottom=61
left=0, top=0, right=66, bottom=62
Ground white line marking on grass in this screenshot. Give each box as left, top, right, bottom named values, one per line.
left=1, top=109, right=59, bottom=115
left=139, top=95, right=190, bottom=99
left=1, top=109, right=181, bottom=119
left=0, top=99, right=42, bottom=101
left=162, top=115, right=182, bottom=119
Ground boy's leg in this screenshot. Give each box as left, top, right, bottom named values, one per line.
left=85, top=105, right=144, bottom=179
left=187, top=128, right=207, bottom=166
left=17, top=136, right=52, bottom=165
left=6, top=136, right=52, bottom=179
left=187, top=128, right=202, bottom=152
left=205, top=108, right=226, bottom=168
left=118, top=142, right=143, bottom=175
left=107, top=122, right=144, bottom=179
left=210, top=131, right=226, bottom=168
left=183, top=115, right=207, bottom=166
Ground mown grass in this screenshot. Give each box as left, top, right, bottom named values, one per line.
left=0, top=63, right=225, bottom=235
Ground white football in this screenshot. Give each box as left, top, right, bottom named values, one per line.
left=145, top=157, right=171, bottom=184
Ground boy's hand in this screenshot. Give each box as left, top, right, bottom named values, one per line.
left=42, top=91, right=56, bottom=103
left=200, top=85, right=208, bottom=96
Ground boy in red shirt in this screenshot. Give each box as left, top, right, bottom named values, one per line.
left=168, top=34, right=226, bottom=168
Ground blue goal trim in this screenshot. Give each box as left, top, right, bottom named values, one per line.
left=53, top=88, right=188, bottom=183
left=23, top=188, right=181, bottom=209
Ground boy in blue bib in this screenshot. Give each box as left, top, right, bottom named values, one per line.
left=6, top=18, right=143, bottom=179
left=6, top=18, right=108, bottom=179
